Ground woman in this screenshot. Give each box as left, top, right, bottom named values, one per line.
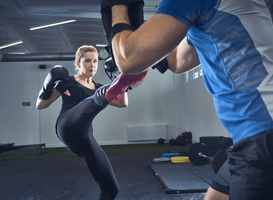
left=36, top=45, right=129, bottom=200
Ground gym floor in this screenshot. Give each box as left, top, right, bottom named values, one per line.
left=0, top=152, right=206, bottom=200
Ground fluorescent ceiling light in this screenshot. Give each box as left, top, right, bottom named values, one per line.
left=8, top=53, right=27, bottom=54
left=30, top=20, right=76, bottom=31
left=0, top=41, right=23, bottom=49
left=96, top=44, right=108, bottom=47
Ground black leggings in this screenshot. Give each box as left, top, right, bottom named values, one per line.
left=56, top=84, right=118, bottom=199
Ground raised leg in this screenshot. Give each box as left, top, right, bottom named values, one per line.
left=105, top=70, right=148, bottom=103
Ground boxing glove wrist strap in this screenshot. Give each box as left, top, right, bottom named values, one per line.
left=152, top=58, right=169, bottom=74
left=108, top=23, right=136, bottom=43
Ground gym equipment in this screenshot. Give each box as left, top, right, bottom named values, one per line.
left=212, top=149, right=228, bottom=174
left=200, top=136, right=224, bottom=156
left=188, top=143, right=228, bottom=171
left=181, top=131, right=192, bottom=144
left=104, top=57, right=118, bottom=73
left=157, top=137, right=186, bottom=146
left=153, top=142, right=228, bottom=175
left=151, top=58, right=169, bottom=74
left=104, top=57, right=120, bottom=81
left=188, top=143, right=212, bottom=165
left=161, top=152, right=180, bottom=158
left=176, top=135, right=186, bottom=146
left=156, top=142, right=228, bottom=168
left=153, top=155, right=190, bottom=163
left=150, top=162, right=215, bottom=194
left=169, top=139, right=176, bottom=146
left=157, top=138, right=165, bottom=145
left=39, top=65, right=69, bottom=100
left=156, top=138, right=176, bottom=146
left=100, top=0, right=144, bottom=35
left=0, top=143, right=46, bottom=156
left=171, top=156, right=190, bottom=163
left=0, top=143, right=15, bottom=153
left=220, top=137, right=233, bottom=150
left=100, top=0, right=144, bottom=61
left=153, top=152, right=188, bottom=162
left=153, top=157, right=171, bottom=162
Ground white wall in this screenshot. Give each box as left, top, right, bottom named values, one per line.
left=175, top=74, right=229, bottom=142
left=0, top=60, right=229, bottom=147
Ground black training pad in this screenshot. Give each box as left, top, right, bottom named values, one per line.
left=150, top=162, right=215, bottom=194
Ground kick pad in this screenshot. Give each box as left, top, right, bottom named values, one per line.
left=150, top=162, right=214, bottom=194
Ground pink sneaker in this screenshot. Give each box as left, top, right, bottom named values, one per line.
left=106, top=70, right=148, bottom=103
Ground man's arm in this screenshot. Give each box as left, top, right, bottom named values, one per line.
left=110, top=5, right=192, bottom=74
left=167, top=37, right=200, bottom=74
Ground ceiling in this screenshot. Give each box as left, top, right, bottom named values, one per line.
left=0, top=0, right=272, bottom=60
left=0, top=0, right=161, bottom=59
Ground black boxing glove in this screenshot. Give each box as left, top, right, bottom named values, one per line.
left=152, top=58, right=169, bottom=74
left=39, top=65, right=69, bottom=100
left=104, top=57, right=121, bottom=82
left=104, top=57, right=131, bottom=92
left=104, top=57, right=118, bottom=73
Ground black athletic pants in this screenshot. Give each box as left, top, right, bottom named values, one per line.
left=56, top=84, right=118, bottom=199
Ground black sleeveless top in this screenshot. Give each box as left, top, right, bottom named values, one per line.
left=56, top=75, right=103, bottom=115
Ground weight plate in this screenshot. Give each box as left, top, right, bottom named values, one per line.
left=171, top=156, right=190, bottom=163
left=188, top=143, right=211, bottom=165
left=153, top=157, right=171, bottom=162
left=220, top=137, right=233, bottom=150
left=169, top=139, right=176, bottom=146
left=212, top=149, right=228, bottom=174
left=161, top=153, right=180, bottom=158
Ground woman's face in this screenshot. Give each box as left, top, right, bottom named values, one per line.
left=77, top=51, right=98, bottom=77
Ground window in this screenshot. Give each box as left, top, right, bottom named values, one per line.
left=187, top=65, right=202, bottom=81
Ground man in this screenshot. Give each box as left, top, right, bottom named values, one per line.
left=101, top=0, right=273, bottom=199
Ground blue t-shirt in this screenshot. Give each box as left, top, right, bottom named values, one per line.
left=156, top=0, right=273, bottom=143
left=56, top=75, right=103, bottom=115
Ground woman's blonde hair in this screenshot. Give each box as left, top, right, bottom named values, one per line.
left=74, top=45, right=98, bottom=74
